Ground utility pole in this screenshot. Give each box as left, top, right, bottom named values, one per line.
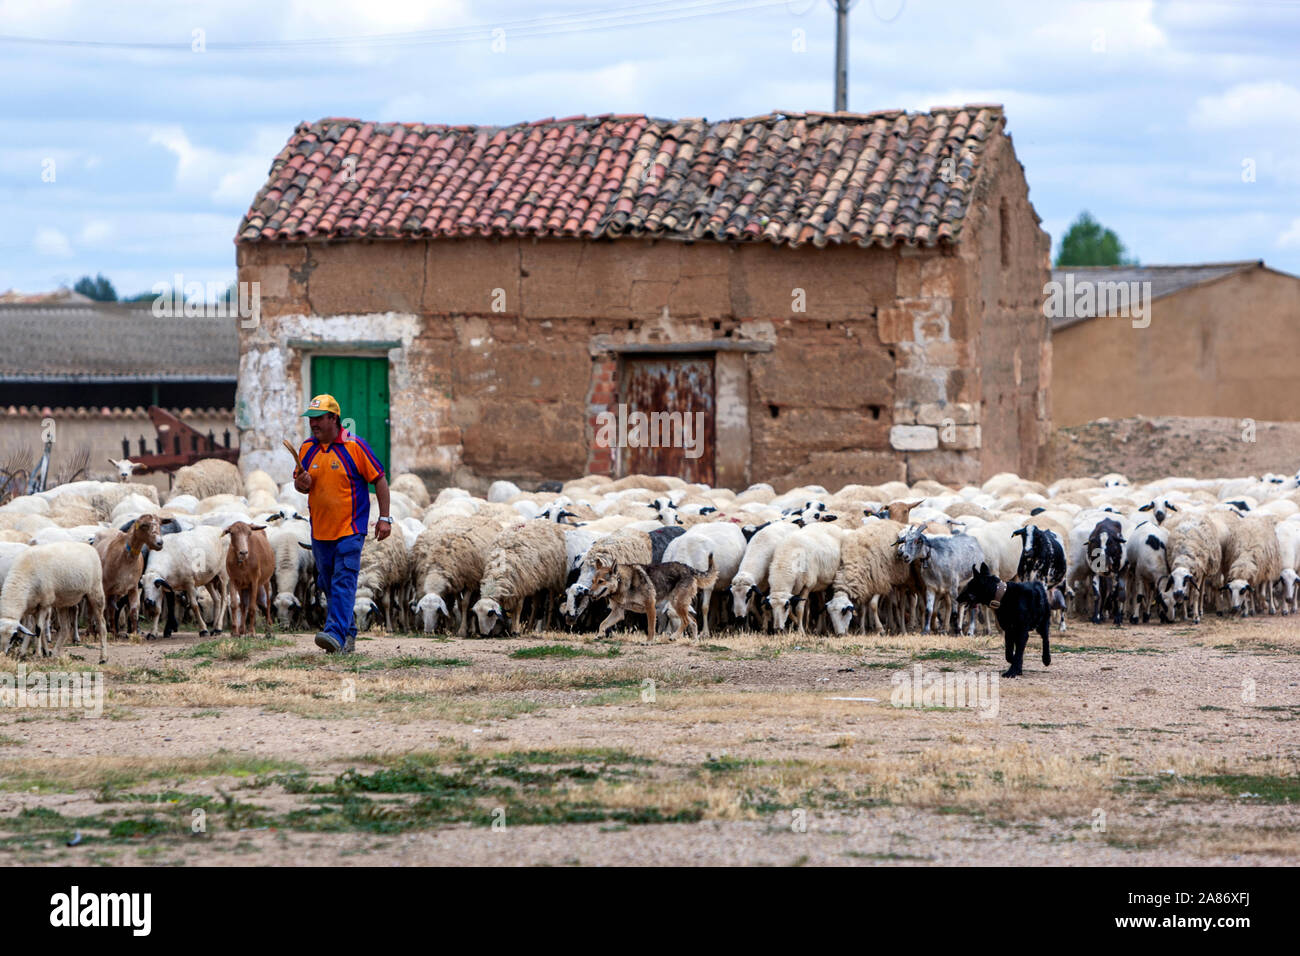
left=833, top=0, right=850, bottom=111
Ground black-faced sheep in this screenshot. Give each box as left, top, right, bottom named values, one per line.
left=352, top=529, right=411, bottom=633
left=826, top=519, right=910, bottom=635
left=1160, top=515, right=1223, bottom=623
left=1220, top=516, right=1282, bottom=616
left=411, top=516, right=502, bottom=635
left=472, top=520, right=568, bottom=636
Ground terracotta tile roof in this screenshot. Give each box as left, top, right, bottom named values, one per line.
left=238, top=106, right=1005, bottom=249
left=0, top=303, right=238, bottom=382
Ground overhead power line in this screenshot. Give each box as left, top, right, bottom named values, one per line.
left=0, top=0, right=795, bottom=52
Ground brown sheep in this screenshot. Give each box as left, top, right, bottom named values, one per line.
left=94, top=515, right=164, bottom=639
left=222, top=521, right=274, bottom=637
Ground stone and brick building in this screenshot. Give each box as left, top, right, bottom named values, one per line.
left=235, top=106, right=1051, bottom=490
left=1050, top=261, right=1300, bottom=427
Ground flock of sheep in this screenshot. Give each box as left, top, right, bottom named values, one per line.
left=1, top=457, right=1299, bottom=661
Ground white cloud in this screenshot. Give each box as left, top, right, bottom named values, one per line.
left=1190, top=81, right=1300, bottom=131
left=79, top=219, right=112, bottom=244
left=148, top=125, right=290, bottom=207
left=1278, top=218, right=1300, bottom=249
left=33, top=227, right=72, bottom=257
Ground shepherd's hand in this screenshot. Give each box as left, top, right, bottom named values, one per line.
left=294, top=467, right=312, bottom=493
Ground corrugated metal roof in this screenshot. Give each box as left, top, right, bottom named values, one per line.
left=0, top=303, right=239, bottom=382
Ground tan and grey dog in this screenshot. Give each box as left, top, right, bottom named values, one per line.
left=588, top=555, right=717, bottom=644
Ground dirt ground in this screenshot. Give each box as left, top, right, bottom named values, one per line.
left=0, top=612, right=1296, bottom=867
left=1045, top=415, right=1300, bottom=482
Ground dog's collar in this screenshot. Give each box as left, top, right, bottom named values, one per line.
left=989, top=580, right=1007, bottom=609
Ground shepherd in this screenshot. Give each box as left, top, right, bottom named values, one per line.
left=293, top=394, right=391, bottom=654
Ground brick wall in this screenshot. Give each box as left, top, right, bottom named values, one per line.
left=237, top=132, right=1048, bottom=491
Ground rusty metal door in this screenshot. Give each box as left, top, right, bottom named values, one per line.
left=621, top=354, right=716, bottom=484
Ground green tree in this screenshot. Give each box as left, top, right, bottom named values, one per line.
left=72, top=273, right=118, bottom=301
left=1054, top=212, right=1137, bottom=267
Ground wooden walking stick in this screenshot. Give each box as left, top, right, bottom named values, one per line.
left=282, top=438, right=305, bottom=471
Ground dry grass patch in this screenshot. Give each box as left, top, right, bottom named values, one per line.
left=0, top=751, right=300, bottom=793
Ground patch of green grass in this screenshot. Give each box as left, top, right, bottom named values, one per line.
left=356, top=655, right=470, bottom=671
left=1017, top=722, right=1086, bottom=730
left=1051, top=645, right=1162, bottom=655
left=165, top=635, right=290, bottom=662
left=1192, top=774, right=1300, bottom=804
left=913, top=649, right=985, bottom=665
left=509, top=644, right=620, bottom=660
left=844, top=850, right=934, bottom=861
left=1118, top=772, right=1300, bottom=804
left=119, top=666, right=189, bottom=684
left=0, top=751, right=302, bottom=795
left=584, top=687, right=642, bottom=707
left=699, top=754, right=762, bottom=774
left=264, top=748, right=686, bottom=833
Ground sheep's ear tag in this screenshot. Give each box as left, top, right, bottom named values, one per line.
left=124, top=542, right=133, bottom=557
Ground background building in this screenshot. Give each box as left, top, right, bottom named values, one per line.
left=0, top=300, right=238, bottom=491
left=236, top=106, right=1051, bottom=489
left=1051, top=261, right=1300, bottom=427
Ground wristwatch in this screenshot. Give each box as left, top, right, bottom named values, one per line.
left=377, top=516, right=393, bottom=525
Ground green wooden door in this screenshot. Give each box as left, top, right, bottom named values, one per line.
left=311, top=355, right=391, bottom=474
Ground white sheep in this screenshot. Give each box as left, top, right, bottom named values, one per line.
left=661, top=521, right=746, bottom=637
left=1124, top=520, right=1171, bottom=624
left=488, top=480, right=522, bottom=503
left=164, top=494, right=200, bottom=514
left=411, top=516, right=502, bottom=634
left=0, top=496, right=50, bottom=516
left=765, top=523, right=845, bottom=632
left=29, top=525, right=101, bottom=546
left=109, top=494, right=161, bottom=526
left=1275, top=519, right=1300, bottom=614
left=242, top=468, right=278, bottom=497
left=1160, top=515, right=1223, bottom=623
left=107, top=458, right=143, bottom=481
left=964, top=520, right=1024, bottom=581
left=352, top=530, right=411, bottom=633
left=141, top=525, right=230, bottom=637
left=267, top=518, right=314, bottom=627
left=276, top=482, right=309, bottom=516
left=472, top=521, right=568, bottom=636
left=826, top=519, right=910, bottom=635
left=0, top=542, right=30, bottom=592
left=730, top=521, right=800, bottom=623
left=390, top=473, right=431, bottom=509
left=0, top=542, right=109, bottom=662
left=1221, top=516, right=1282, bottom=616
left=167, top=459, right=243, bottom=502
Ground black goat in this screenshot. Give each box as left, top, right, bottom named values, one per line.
left=1011, top=524, right=1066, bottom=586
left=957, top=563, right=1051, bottom=678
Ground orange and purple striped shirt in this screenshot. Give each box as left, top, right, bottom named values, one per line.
left=298, top=433, right=385, bottom=541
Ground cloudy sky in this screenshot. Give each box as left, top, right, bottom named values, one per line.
left=2, top=0, right=1297, bottom=297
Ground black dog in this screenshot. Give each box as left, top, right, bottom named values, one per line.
left=957, top=563, right=1051, bottom=678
